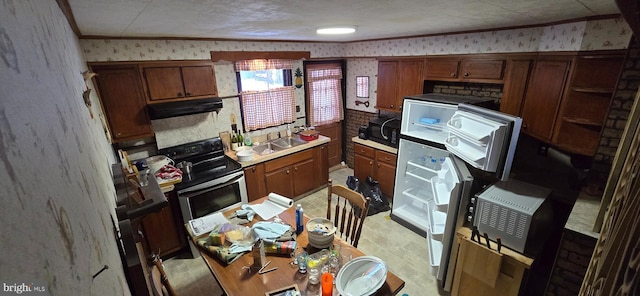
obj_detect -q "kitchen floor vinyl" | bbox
[162,167,441,296]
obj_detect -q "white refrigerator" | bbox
[390,93,522,291]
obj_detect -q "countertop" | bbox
[227,135,331,167]
[564,194,602,238]
[352,136,398,154]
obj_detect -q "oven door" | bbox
[178,170,248,222]
[178,170,248,258]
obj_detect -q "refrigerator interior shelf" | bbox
[427,232,443,276]
[407,159,439,173]
[431,176,452,208]
[429,208,447,240]
[413,121,445,131]
[402,187,432,204]
[407,170,435,183]
[393,205,429,230]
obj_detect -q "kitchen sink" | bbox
[270,136,308,149]
[252,142,282,155]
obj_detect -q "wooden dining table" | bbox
[195,196,406,296]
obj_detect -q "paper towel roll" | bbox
[267,192,293,208]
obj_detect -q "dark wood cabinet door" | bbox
[144,67,184,100]
[244,164,267,202]
[376,61,399,111]
[425,59,460,80]
[92,65,153,142]
[141,192,185,257]
[461,59,505,80]
[293,158,316,196]
[376,161,396,200]
[375,150,397,199]
[265,167,294,197]
[397,60,425,110]
[520,59,572,141]
[182,66,217,97]
[501,59,533,116]
[354,153,375,183]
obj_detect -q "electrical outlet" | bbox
[296,105,300,112]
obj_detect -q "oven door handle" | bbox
[178,172,244,198]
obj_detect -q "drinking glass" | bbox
[297,252,308,274]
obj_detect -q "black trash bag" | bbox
[346,176,390,216]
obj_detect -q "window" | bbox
[236,59,295,131]
[306,63,344,126]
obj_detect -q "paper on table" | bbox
[187,212,230,237]
[250,193,293,220]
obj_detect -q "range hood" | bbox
[148,97,223,119]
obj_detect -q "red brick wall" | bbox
[545,229,597,295]
[588,44,640,192]
[344,109,377,168]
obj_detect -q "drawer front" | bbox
[354,143,375,158]
[264,148,314,172]
[376,150,397,165]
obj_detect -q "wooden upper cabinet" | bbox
[376,59,424,112]
[520,57,573,142]
[425,56,505,83]
[182,66,218,97]
[500,57,534,116]
[142,62,217,102]
[424,59,460,79]
[551,52,625,156]
[91,64,154,143]
[376,61,398,111]
[461,59,504,80]
[144,67,185,100]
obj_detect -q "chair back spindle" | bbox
[326,179,370,248]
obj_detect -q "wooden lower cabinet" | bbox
[244,163,267,202]
[353,143,397,200]
[375,150,397,198]
[141,191,186,258]
[247,145,329,200]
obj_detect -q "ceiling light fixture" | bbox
[317,26,357,35]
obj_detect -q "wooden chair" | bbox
[326,179,371,248]
[149,254,177,296]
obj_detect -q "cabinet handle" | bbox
[377,164,380,168]
[369,161,373,165]
[186,92,191,96]
[294,167,298,171]
[252,167,256,172]
[390,104,394,108]
[522,124,527,129]
[286,170,290,174]
[321,146,325,150]
[177,92,183,97]
[385,157,390,161]
[464,72,469,77]
[451,73,456,77]
[116,132,122,136]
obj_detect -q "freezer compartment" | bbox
[401,99,457,145]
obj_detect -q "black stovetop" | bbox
[158,138,242,191]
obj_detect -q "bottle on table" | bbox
[295,204,304,234]
[231,132,239,150]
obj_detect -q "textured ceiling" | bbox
[68,0,622,42]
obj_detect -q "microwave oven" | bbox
[472,179,553,256]
[368,117,401,147]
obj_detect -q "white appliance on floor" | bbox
[390,93,522,291]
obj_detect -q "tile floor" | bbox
[162,167,441,296]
